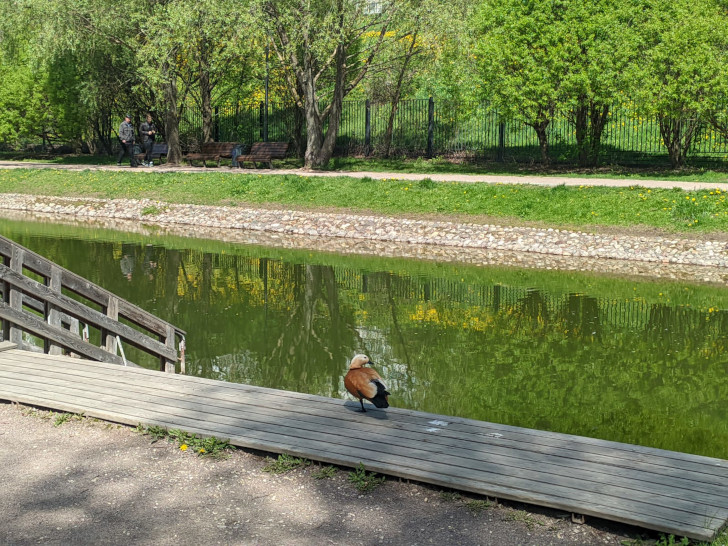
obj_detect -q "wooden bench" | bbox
[135,142,168,166]
[183,142,239,167]
[237,141,289,169]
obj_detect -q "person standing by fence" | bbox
[117,114,137,167]
[139,113,156,167]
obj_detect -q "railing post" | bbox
[163,325,176,373]
[427,97,435,159]
[178,337,186,375]
[47,265,63,355]
[1,254,8,342]
[103,296,119,353]
[8,247,24,346]
[365,100,371,156]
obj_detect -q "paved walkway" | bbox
[2,160,728,191]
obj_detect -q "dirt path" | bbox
[2,159,728,192]
[0,402,657,546]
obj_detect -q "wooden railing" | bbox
[0,235,185,372]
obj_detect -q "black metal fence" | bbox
[178,98,728,166]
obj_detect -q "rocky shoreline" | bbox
[1,192,727,284]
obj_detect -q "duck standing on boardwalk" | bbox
[344,354,390,412]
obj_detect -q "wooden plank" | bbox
[4,354,728,508]
[6,348,724,487]
[2,364,725,518]
[1,374,716,525]
[0,355,725,541]
[3,348,725,487]
[0,380,721,541]
[2,353,726,494]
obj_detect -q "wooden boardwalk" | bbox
[0,341,726,541]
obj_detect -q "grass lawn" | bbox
[1,165,728,235]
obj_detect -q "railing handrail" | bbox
[0,235,185,372]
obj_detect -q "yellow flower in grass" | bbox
[180,444,188,451]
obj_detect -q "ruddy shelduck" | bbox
[344,354,390,412]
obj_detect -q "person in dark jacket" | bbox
[117,114,137,167]
[139,113,157,167]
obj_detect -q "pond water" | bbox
[2,216,727,459]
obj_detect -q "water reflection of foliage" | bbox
[391,289,728,458]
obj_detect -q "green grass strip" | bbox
[2,168,728,233]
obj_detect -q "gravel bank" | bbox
[1,192,727,284]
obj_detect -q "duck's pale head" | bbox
[348,354,370,369]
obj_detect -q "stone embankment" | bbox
[1,192,727,284]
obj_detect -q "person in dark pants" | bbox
[117,114,137,167]
[139,113,156,167]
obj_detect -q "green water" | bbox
[2,216,727,459]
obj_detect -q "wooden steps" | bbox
[0,344,725,541]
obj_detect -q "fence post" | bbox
[498,121,506,163]
[259,102,266,141]
[263,100,269,142]
[214,106,220,142]
[365,100,371,156]
[427,97,435,159]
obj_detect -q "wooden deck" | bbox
[0,342,726,541]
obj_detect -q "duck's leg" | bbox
[358,397,367,412]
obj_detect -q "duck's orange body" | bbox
[344,354,390,412]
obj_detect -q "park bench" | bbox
[135,142,168,166]
[183,142,239,167]
[237,141,289,169]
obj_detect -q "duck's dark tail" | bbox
[369,380,390,408]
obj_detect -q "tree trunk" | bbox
[303,43,346,169]
[529,119,550,165]
[292,103,306,158]
[382,31,418,159]
[659,115,699,169]
[162,58,182,165]
[589,103,609,165]
[574,100,589,166]
[200,68,213,143]
[302,83,325,168]
[91,113,113,155]
[382,101,399,159]
[199,41,214,144]
[573,99,609,167]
